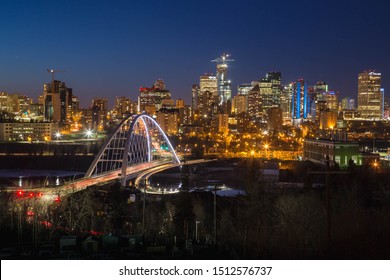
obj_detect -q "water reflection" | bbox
[0,170,84,188]
[148,168,245,196]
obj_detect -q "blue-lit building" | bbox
[291,79,308,124]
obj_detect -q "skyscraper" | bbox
[198,75,217,118]
[291,79,308,123]
[358,70,382,119]
[138,79,171,113]
[211,54,234,106]
[191,84,200,110]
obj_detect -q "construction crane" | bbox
[46,69,66,93]
[211,53,234,64]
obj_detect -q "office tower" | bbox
[191,84,199,110]
[175,99,185,109]
[248,84,262,120]
[291,79,308,123]
[211,54,234,106]
[308,81,328,119]
[358,70,382,119]
[71,95,80,113]
[43,80,72,123]
[266,71,282,107]
[341,97,355,110]
[198,75,217,118]
[280,83,293,124]
[259,77,272,113]
[232,94,248,115]
[322,91,338,111]
[138,79,171,113]
[237,83,254,96]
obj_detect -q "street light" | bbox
[85,129,93,138]
[54,131,61,141]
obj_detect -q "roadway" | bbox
[5,159,215,200]
[134,159,214,194]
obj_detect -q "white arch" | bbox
[85,114,180,179]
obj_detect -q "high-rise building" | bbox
[138,80,171,113]
[308,81,328,119]
[341,97,355,110]
[43,80,72,123]
[211,54,233,106]
[218,113,229,135]
[232,94,248,115]
[71,96,80,113]
[358,70,382,119]
[237,83,254,96]
[280,83,293,124]
[191,84,199,110]
[91,98,108,131]
[266,71,282,108]
[267,107,283,132]
[156,108,178,135]
[322,91,338,111]
[114,96,132,119]
[198,75,217,118]
[291,79,308,123]
[248,84,262,120]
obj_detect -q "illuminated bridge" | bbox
[9,114,194,199]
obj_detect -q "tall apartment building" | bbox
[156,108,178,135]
[114,96,133,119]
[91,98,108,131]
[43,80,72,123]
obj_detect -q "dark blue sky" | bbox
[1,0,389,107]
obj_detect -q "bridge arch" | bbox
[85,114,180,181]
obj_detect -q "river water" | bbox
[0,170,84,188]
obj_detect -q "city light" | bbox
[85,129,93,138]
[54,131,61,140]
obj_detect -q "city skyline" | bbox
[1,0,389,107]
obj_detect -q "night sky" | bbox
[1,0,389,107]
